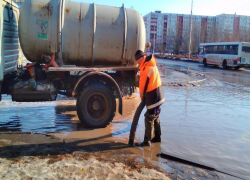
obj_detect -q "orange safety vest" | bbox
[139,55,165,109]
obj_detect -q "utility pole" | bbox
[188,0,193,60]
[153,32,156,54]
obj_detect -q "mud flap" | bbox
[118,95,122,115]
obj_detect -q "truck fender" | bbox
[72,71,123,115]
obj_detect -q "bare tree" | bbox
[200,26,207,43]
[200,19,207,43]
[239,26,247,41]
[232,30,239,42]
[181,23,190,54]
[246,29,250,42]
[173,36,182,54]
[167,27,175,54]
[207,19,218,42]
[239,25,250,42]
[223,27,233,42]
[156,42,164,54]
[191,22,200,54]
[216,26,223,42]
[182,32,189,54]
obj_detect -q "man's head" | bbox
[135,50,145,65]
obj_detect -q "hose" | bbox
[128,99,146,146]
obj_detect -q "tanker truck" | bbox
[0,0,146,128]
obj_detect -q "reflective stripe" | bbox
[147,66,155,78]
[147,98,165,109]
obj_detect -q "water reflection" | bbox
[0,95,138,138]
[0,95,84,133]
[157,85,250,179]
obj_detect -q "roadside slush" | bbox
[158,64,218,87]
[0,66,233,180]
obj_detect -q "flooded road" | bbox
[0,60,250,179]
[157,59,250,179]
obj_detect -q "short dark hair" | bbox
[135,50,145,60]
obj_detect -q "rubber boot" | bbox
[152,115,161,143]
[143,111,154,143]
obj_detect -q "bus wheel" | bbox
[203,59,207,67]
[76,83,116,128]
[222,60,227,69]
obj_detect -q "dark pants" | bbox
[143,107,161,142]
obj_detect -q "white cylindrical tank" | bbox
[19,0,146,67]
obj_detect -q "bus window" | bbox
[217,45,224,54]
[225,45,231,54]
[4,7,10,22]
[199,47,204,54]
[204,46,214,54]
[213,46,217,54]
[242,46,250,53]
[232,45,238,55]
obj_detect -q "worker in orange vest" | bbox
[135,50,165,146]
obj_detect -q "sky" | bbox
[73,0,250,17]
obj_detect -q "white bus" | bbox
[198,42,250,69]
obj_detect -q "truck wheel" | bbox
[203,59,207,67]
[223,60,227,69]
[77,83,116,128]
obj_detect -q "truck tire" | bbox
[77,83,116,128]
[203,59,207,67]
[223,60,227,69]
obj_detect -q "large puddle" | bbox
[0,95,83,133]
[159,85,250,179]
[0,67,250,179]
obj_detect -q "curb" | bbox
[156,57,200,64]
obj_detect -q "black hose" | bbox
[128,100,146,146]
[160,152,246,180]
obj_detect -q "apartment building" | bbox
[143,11,250,53]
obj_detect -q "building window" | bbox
[150,25,157,31]
[150,33,156,39]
